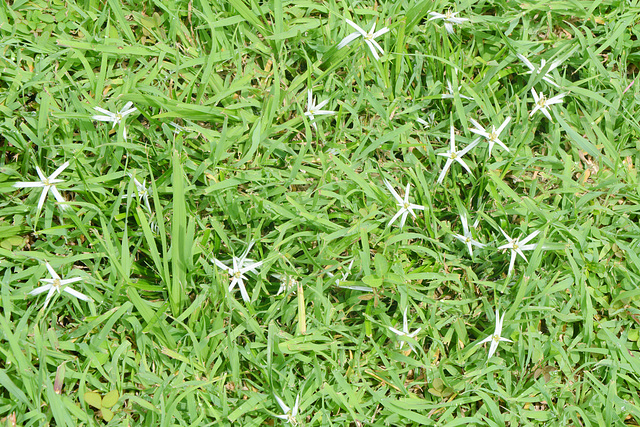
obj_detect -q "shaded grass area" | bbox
[1,0,640,425]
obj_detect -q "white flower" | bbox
[274,274,298,296]
[337,19,389,61]
[389,307,422,353]
[92,101,138,140]
[452,214,485,257]
[468,117,511,157]
[383,179,425,229]
[436,126,479,184]
[128,174,152,213]
[327,260,372,291]
[477,309,512,360]
[497,227,540,275]
[416,112,435,128]
[529,88,565,121]
[13,160,70,211]
[516,53,562,87]
[428,9,469,34]
[29,262,91,310]
[441,80,473,100]
[212,241,263,302]
[274,394,300,425]
[304,89,335,130]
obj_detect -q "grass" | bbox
[1,0,640,425]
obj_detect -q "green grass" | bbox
[2,0,640,425]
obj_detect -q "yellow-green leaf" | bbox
[101,408,114,422]
[102,390,119,408]
[83,391,102,409]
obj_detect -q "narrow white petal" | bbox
[369,39,385,56]
[384,179,403,203]
[29,284,52,296]
[372,27,389,38]
[437,159,453,184]
[238,281,250,302]
[13,181,44,188]
[466,241,474,256]
[37,187,50,211]
[477,335,492,345]
[507,251,517,275]
[239,260,263,274]
[49,161,69,180]
[120,107,137,117]
[92,115,115,122]
[498,227,512,241]
[455,157,473,175]
[389,326,404,336]
[520,230,541,245]
[529,104,541,117]
[93,106,114,116]
[531,88,540,102]
[517,53,535,72]
[515,248,529,262]
[337,32,361,49]
[468,118,484,132]
[449,126,456,151]
[64,287,91,301]
[50,186,67,208]
[212,258,231,273]
[399,211,409,229]
[307,89,313,109]
[345,20,367,37]
[366,41,381,60]
[388,209,404,227]
[313,109,335,116]
[496,117,512,135]
[35,166,47,181]
[453,234,467,244]
[292,394,300,417]
[315,99,329,110]
[42,287,57,310]
[488,339,499,359]
[60,277,83,285]
[274,395,290,414]
[460,214,469,235]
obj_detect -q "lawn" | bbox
[2,0,640,425]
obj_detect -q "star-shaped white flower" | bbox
[92,101,138,140]
[29,262,91,310]
[469,117,511,157]
[529,88,565,121]
[437,126,478,184]
[304,89,335,130]
[477,309,512,360]
[517,53,563,87]
[416,112,435,128]
[128,174,152,213]
[498,227,540,275]
[389,307,422,353]
[441,80,473,100]
[428,9,469,34]
[212,241,263,302]
[326,260,372,291]
[383,179,424,230]
[274,394,300,425]
[453,214,485,257]
[13,161,70,211]
[274,274,298,296]
[337,19,389,61]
